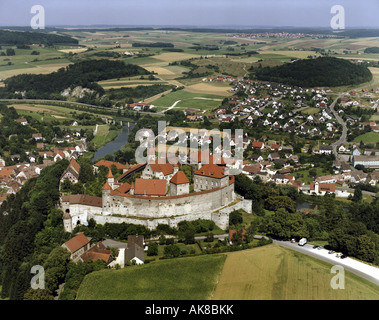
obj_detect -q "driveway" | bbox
[273,240,379,286]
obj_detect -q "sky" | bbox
[0,0,378,28]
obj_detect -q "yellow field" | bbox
[144,66,176,75]
[184,83,233,96]
[58,48,87,53]
[155,52,199,62]
[212,244,379,300]
[0,63,70,79]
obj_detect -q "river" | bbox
[92,122,135,162]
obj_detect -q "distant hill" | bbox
[0,29,78,45]
[254,57,373,87]
[364,47,379,54]
[2,59,150,100]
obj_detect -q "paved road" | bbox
[273,240,379,286]
[329,77,378,159]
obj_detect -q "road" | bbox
[329,77,378,159]
[273,240,379,286]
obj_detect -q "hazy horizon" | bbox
[0,0,378,29]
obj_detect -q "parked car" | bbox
[341,254,347,259]
[298,238,307,246]
[291,238,296,243]
[317,246,323,250]
[328,250,335,254]
[313,245,318,249]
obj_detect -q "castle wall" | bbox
[62,183,240,232]
[103,183,235,219]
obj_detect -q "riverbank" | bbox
[91,122,135,162]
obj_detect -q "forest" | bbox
[253,57,373,87]
[1,59,150,100]
[0,30,78,45]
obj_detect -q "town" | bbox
[0,18,378,302]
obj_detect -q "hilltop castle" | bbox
[61,159,251,233]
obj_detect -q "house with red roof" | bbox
[130,178,167,197]
[62,233,91,262]
[60,158,81,184]
[252,141,265,149]
[193,164,229,192]
[141,160,177,182]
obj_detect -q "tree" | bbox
[205,232,214,243]
[184,228,195,244]
[24,288,54,300]
[147,242,158,256]
[352,187,362,202]
[229,210,243,226]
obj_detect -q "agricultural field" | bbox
[213,244,379,300]
[75,244,379,300]
[354,132,379,144]
[76,254,226,300]
[151,89,224,110]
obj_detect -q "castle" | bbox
[61,159,252,233]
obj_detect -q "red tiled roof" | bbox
[170,171,189,185]
[69,158,80,174]
[310,182,335,192]
[106,168,114,179]
[133,178,166,196]
[252,141,263,148]
[115,182,132,194]
[102,182,112,190]
[63,233,90,253]
[61,194,102,207]
[194,164,227,179]
[94,160,128,170]
[148,161,174,176]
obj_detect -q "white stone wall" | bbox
[103,183,235,219]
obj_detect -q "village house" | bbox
[318,145,333,155]
[62,233,91,262]
[60,158,81,184]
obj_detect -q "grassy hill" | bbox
[76,244,379,300]
[76,254,226,300]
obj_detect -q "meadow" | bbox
[76,254,226,300]
[75,244,379,300]
[213,244,379,300]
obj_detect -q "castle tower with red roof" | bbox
[169,171,190,196]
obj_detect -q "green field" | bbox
[91,124,120,147]
[76,254,226,300]
[354,132,379,143]
[152,90,223,109]
[213,244,379,300]
[76,244,379,300]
